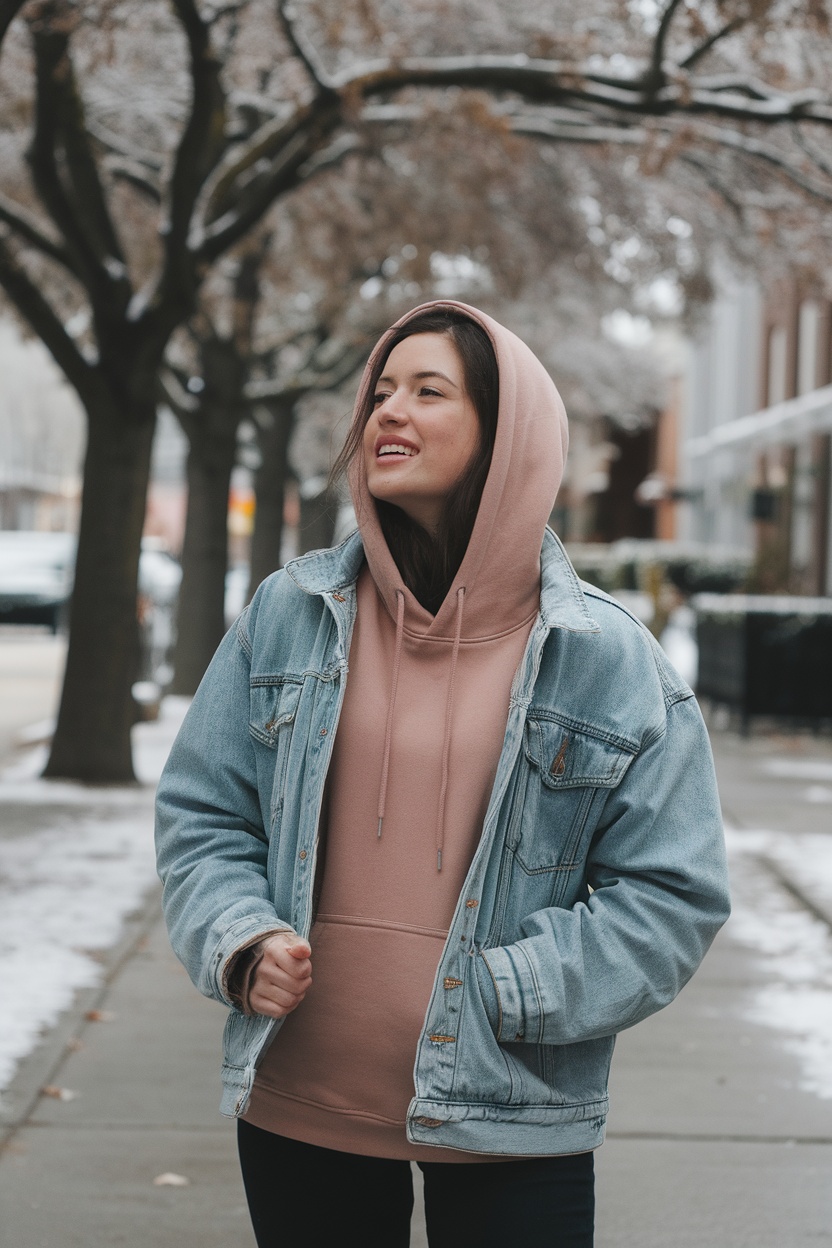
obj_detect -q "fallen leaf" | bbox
[41,1085,79,1101]
[153,1173,190,1187]
[84,1009,116,1023]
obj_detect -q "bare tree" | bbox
[0,0,829,778]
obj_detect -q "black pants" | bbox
[237,1119,595,1248]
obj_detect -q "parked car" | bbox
[0,530,75,631]
[137,538,182,686]
[0,530,182,686]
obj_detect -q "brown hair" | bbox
[332,310,499,614]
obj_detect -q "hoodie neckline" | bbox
[286,528,600,635]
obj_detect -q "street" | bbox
[0,673,831,1244]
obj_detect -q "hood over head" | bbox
[349,300,568,639]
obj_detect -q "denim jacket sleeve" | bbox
[154,611,293,1007]
[477,691,730,1046]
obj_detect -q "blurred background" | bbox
[1,3,831,1245]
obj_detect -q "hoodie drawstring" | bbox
[377,588,405,839]
[435,587,465,872]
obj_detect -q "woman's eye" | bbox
[372,393,388,406]
[420,387,442,397]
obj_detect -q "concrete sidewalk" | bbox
[2,726,832,1246]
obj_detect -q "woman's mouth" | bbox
[376,443,417,459]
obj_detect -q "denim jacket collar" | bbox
[284,527,599,635]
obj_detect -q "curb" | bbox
[761,856,832,934]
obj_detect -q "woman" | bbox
[155,301,730,1247]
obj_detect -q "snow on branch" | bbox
[276,0,335,96]
[0,0,26,53]
[332,54,832,127]
[0,192,78,272]
[0,236,93,399]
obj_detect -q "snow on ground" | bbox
[727,826,832,1100]
[0,699,188,1097]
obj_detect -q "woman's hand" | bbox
[247,933,313,1019]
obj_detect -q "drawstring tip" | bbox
[437,850,442,872]
[377,817,383,839]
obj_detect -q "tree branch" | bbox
[157,365,199,421]
[0,191,78,272]
[0,233,95,399]
[645,0,686,95]
[509,111,832,202]
[244,340,364,402]
[680,18,746,71]
[58,55,128,271]
[26,16,130,309]
[0,0,26,53]
[154,0,228,315]
[103,157,163,203]
[332,55,832,126]
[275,0,335,95]
[195,97,342,261]
[86,118,164,172]
[794,123,832,181]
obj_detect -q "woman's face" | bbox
[363,332,481,535]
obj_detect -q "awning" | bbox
[685,385,832,459]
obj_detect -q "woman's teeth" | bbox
[378,445,416,457]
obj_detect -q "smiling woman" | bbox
[363,331,481,533]
[156,300,730,1248]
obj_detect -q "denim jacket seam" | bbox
[663,686,695,711]
[235,609,253,661]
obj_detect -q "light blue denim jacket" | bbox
[155,528,730,1157]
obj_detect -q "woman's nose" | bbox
[377,392,406,423]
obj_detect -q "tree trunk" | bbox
[44,402,155,783]
[170,416,239,696]
[299,482,338,555]
[248,398,295,599]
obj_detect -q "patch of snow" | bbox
[726,826,832,1100]
[0,699,188,1097]
[804,785,832,805]
[760,758,832,783]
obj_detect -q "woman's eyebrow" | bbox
[377,370,459,388]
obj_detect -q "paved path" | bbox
[1,723,831,1245]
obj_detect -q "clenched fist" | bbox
[247,932,313,1020]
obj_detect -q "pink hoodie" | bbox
[244,301,568,1159]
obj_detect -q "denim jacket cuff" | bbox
[479,945,534,1044]
[213,915,294,1006]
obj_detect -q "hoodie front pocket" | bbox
[249,680,302,834]
[518,718,636,873]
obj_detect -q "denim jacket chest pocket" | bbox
[517,717,637,874]
[249,679,303,836]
